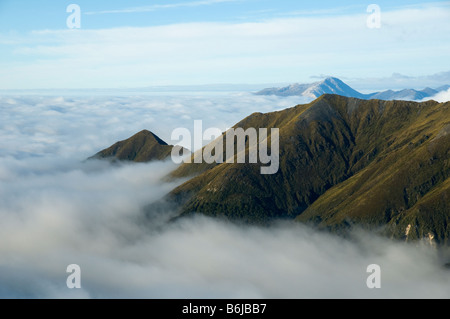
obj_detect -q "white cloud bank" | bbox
[0,93,449,298]
[1,162,449,298]
[425,88,450,103]
[0,93,308,156]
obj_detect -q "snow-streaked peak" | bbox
[256,77,364,99]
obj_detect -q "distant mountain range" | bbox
[255,77,450,100]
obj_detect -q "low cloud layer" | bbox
[1,165,448,298]
[425,88,450,103]
[0,93,449,298]
[0,93,308,157]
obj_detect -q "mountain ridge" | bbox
[165,94,450,244]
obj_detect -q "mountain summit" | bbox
[256,77,364,99]
[90,130,175,162]
[302,77,366,99]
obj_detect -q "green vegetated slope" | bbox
[168,94,450,243]
[90,129,174,162]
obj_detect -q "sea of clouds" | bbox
[0,92,449,298]
[423,88,450,103]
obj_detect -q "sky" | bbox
[0,0,450,90]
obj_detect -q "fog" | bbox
[424,88,450,103]
[0,93,448,298]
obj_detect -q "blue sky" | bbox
[0,0,445,30]
[1,0,450,89]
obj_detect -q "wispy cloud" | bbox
[2,5,450,89]
[279,4,365,17]
[388,1,450,10]
[85,0,240,15]
[346,71,450,91]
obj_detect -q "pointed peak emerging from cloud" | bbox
[89,130,174,162]
[133,129,169,146]
[255,77,365,99]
